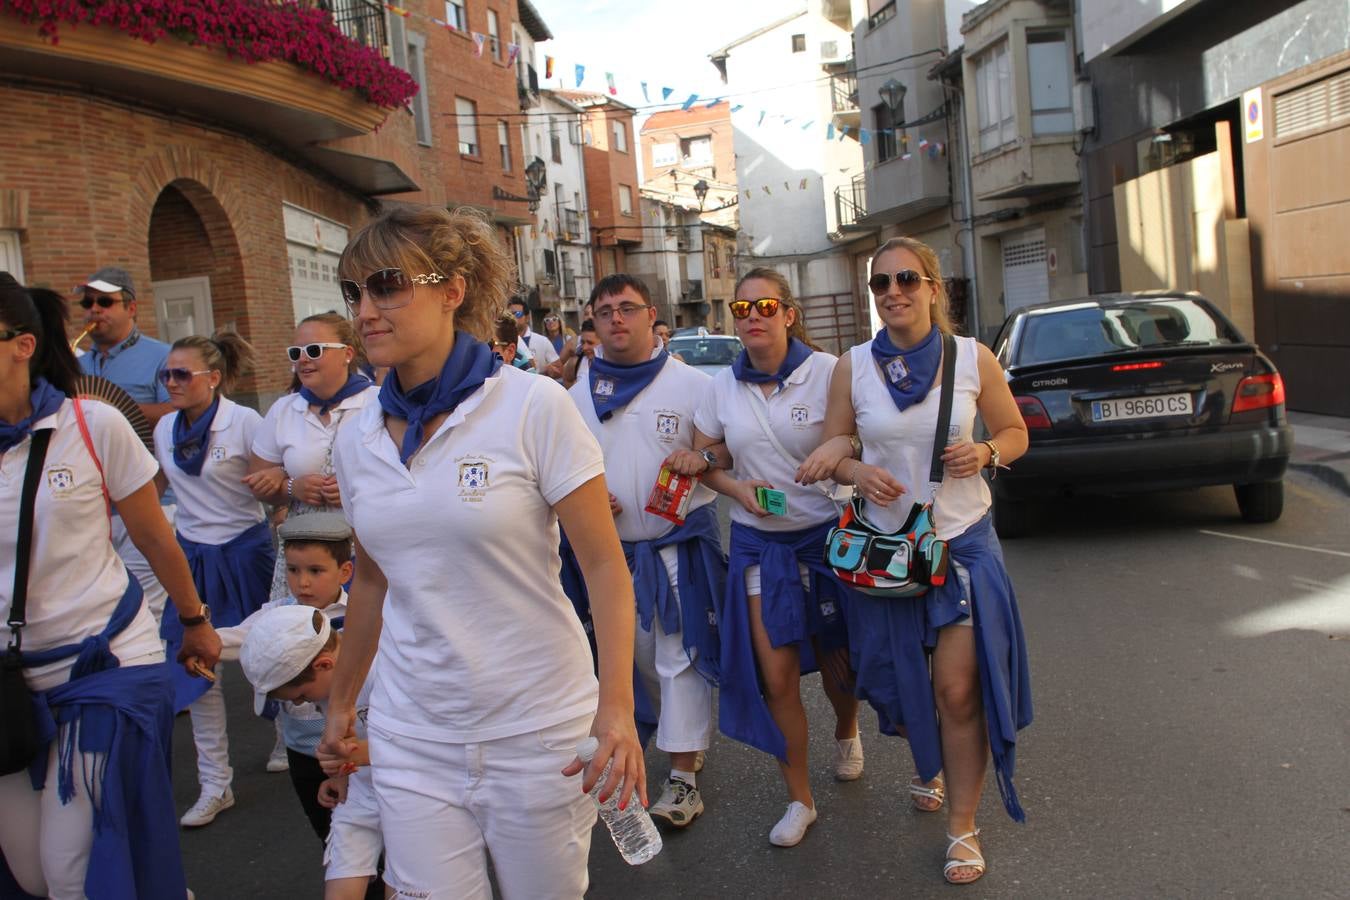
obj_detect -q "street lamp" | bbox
[879,78,907,123]
[693,179,709,211]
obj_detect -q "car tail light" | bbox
[1232,373,1285,413]
[1112,360,1164,372]
[1015,396,1052,429]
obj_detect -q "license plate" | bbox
[1091,393,1192,422]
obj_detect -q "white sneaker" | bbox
[694,749,706,773]
[266,735,289,773]
[769,800,817,847]
[180,787,235,827]
[833,735,864,781]
[649,777,704,828]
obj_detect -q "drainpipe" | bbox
[942,81,980,341]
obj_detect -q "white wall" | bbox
[721,8,862,268]
[520,91,592,312]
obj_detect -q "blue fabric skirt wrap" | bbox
[718,519,855,761]
[161,520,274,711]
[12,578,188,900]
[847,513,1033,822]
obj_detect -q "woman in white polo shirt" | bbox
[675,268,862,848]
[153,331,274,828]
[318,205,643,900]
[0,280,219,898]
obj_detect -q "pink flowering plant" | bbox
[2,0,419,108]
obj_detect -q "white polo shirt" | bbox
[332,365,604,744]
[1,400,164,690]
[694,351,843,532]
[252,385,379,478]
[154,397,266,544]
[568,351,716,542]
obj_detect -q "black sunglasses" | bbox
[728,298,781,319]
[340,268,446,316]
[157,367,212,385]
[79,295,126,309]
[0,328,26,342]
[868,269,935,294]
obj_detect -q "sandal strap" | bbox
[909,776,946,800]
[945,830,984,863]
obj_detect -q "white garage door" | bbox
[284,204,349,324]
[1001,229,1048,315]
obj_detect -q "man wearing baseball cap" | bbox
[75,265,174,425]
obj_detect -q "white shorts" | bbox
[743,561,810,597]
[325,768,383,881]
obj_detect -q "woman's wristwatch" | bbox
[848,433,862,457]
[179,603,211,627]
[700,448,718,472]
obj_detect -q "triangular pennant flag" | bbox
[662,87,674,101]
[801,120,813,130]
[545,56,554,79]
[682,94,699,110]
[859,128,871,145]
[606,73,617,95]
[784,181,790,190]
[730,104,744,113]
[838,126,851,140]
[575,64,585,87]
[385,5,410,18]
[705,98,721,108]
[919,138,929,149]
[641,82,650,103]
[507,43,520,66]
[762,185,772,195]
[826,122,835,139]
[783,117,794,126]
[745,189,752,199]
[758,111,767,126]
[799,178,808,190]
[473,32,486,56]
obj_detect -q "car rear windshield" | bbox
[1014,299,1241,366]
[669,338,742,366]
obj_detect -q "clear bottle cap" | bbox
[575,736,599,762]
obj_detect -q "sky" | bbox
[533,0,797,117]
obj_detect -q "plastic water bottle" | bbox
[575,737,662,865]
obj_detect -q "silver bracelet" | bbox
[286,477,294,499]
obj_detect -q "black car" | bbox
[990,292,1293,537]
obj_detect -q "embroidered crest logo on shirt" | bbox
[456,455,494,502]
[656,413,680,436]
[594,377,616,398]
[46,466,76,496]
[209,446,227,463]
[790,405,809,425]
[884,355,910,387]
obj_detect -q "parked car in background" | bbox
[990,292,1293,537]
[668,333,744,376]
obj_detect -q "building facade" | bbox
[627,193,738,333]
[556,92,642,284]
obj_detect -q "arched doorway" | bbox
[146,179,246,343]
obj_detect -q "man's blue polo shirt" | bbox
[79,328,172,405]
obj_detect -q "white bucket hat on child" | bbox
[239,605,333,715]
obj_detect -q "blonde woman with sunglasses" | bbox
[798,236,1032,886]
[670,268,862,848]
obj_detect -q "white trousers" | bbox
[189,665,232,792]
[368,713,595,900]
[111,504,175,625]
[633,547,714,754]
[0,729,99,899]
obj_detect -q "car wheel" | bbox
[993,490,1032,539]
[1234,480,1283,523]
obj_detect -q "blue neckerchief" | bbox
[378,332,501,466]
[588,349,668,422]
[171,395,220,476]
[870,326,942,412]
[0,377,63,453]
[550,334,565,353]
[732,338,813,388]
[300,372,371,416]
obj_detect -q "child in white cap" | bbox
[240,605,383,900]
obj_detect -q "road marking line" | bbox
[1199,530,1350,559]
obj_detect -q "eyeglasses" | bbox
[510,309,527,319]
[340,268,446,317]
[728,298,781,319]
[592,302,650,322]
[868,269,935,294]
[543,315,561,323]
[286,342,348,362]
[79,295,125,309]
[0,328,25,341]
[157,367,212,385]
[491,341,515,351]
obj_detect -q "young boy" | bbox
[209,513,353,841]
[239,604,383,900]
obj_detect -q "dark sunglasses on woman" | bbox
[286,342,348,362]
[157,367,211,385]
[728,297,781,319]
[340,268,447,317]
[868,269,935,294]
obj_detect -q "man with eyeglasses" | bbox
[75,266,174,426]
[564,273,726,831]
[75,265,177,627]
[507,296,559,373]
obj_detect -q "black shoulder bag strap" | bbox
[926,334,959,485]
[9,428,53,652]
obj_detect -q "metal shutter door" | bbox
[1001,230,1048,314]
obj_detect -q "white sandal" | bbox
[909,774,945,811]
[943,829,986,885]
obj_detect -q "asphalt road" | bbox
[173,474,1350,898]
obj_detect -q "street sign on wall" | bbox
[1244,87,1264,143]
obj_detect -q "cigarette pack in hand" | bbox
[645,465,697,525]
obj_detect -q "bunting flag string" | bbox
[662,87,674,101]
[641,82,650,103]
[473,32,486,57]
[575,64,585,88]
[545,55,554,78]
[682,94,699,111]
[507,42,520,65]
[606,72,617,96]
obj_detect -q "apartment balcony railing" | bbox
[561,207,582,240]
[835,174,866,229]
[831,71,859,113]
[328,0,387,53]
[518,63,541,108]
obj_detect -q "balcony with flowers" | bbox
[0,0,421,190]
